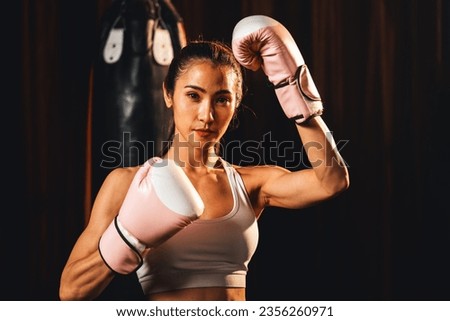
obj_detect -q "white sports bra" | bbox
[136,159,259,295]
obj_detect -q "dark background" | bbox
[4,0,449,300]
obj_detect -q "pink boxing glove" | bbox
[232,15,323,124]
[98,157,204,274]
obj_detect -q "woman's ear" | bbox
[162,83,173,108]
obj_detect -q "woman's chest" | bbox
[194,172,235,220]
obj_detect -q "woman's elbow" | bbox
[323,171,350,197]
[337,174,350,193]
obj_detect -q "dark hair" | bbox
[160,40,247,157]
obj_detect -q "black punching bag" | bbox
[91,0,186,299]
[92,0,186,199]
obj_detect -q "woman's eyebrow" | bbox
[184,85,206,92]
[184,85,232,95]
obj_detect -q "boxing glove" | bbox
[232,15,323,124]
[98,157,204,274]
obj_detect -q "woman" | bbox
[59,17,349,301]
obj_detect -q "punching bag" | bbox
[90,0,186,299]
[92,0,186,200]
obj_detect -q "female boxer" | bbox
[59,15,349,301]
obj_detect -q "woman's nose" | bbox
[198,101,214,123]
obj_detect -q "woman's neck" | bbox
[166,145,220,171]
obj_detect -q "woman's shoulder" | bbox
[105,165,139,182]
[100,165,140,192]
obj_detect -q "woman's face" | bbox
[164,61,239,151]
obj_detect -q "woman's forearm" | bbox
[59,250,114,301]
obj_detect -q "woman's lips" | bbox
[194,129,214,137]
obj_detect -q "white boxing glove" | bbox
[232,15,323,124]
[98,157,204,274]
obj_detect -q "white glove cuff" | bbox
[116,218,147,254]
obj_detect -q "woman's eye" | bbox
[216,97,231,105]
[187,92,200,100]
